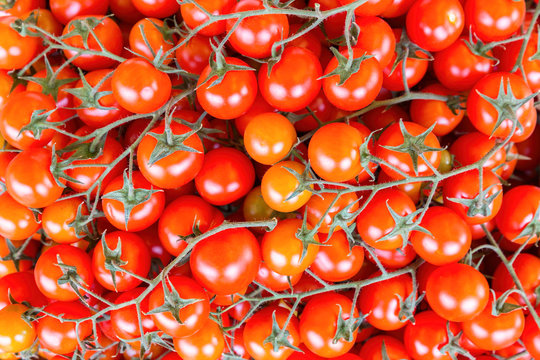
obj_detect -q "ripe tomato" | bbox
[37,301,93,355]
[304,191,359,234]
[132,0,179,18]
[112,58,172,114]
[62,16,123,71]
[349,16,395,69]
[493,254,540,307]
[148,275,210,338]
[194,147,255,205]
[382,45,429,91]
[467,72,536,143]
[356,188,416,250]
[367,242,417,269]
[262,218,319,276]
[244,306,300,360]
[92,231,151,292]
[359,273,413,330]
[521,308,540,359]
[49,0,109,24]
[338,0,392,16]
[0,192,40,240]
[0,271,48,310]
[496,185,540,244]
[462,293,525,351]
[449,132,507,173]
[110,0,144,23]
[175,35,214,75]
[197,57,257,119]
[498,33,540,92]
[0,16,40,70]
[25,65,76,117]
[259,47,322,112]
[0,304,35,353]
[426,263,489,322]
[442,169,503,225]
[102,171,165,232]
[34,244,94,301]
[406,0,464,52]
[129,18,174,65]
[322,49,382,111]
[173,320,224,360]
[300,292,359,357]
[110,287,156,341]
[180,0,235,36]
[381,0,415,17]
[226,0,289,58]
[255,261,302,292]
[377,121,441,179]
[359,335,410,360]
[465,0,525,42]
[410,206,471,265]
[190,227,260,295]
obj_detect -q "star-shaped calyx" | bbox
[263,310,301,353]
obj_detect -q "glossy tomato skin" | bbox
[261,161,313,212]
[102,171,166,232]
[406,0,464,52]
[226,0,289,58]
[180,0,235,36]
[129,18,174,65]
[359,335,410,360]
[255,261,302,292]
[350,16,395,69]
[463,293,525,351]
[110,0,144,23]
[0,304,36,353]
[175,35,213,75]
[112,58,172,114]
[195,147,255,205]
[449,132,507,173]
[0,192,40,240]
[338,0,392,16]
[92,231,151,292]
[300,293,359,357]
[49,0,109,24]
[0,16,40,70]
[433,38,494,91]
[37,301,93,355]
[190,227,260,295]
[426,263,489,322]
[467,72,536,143]
[197,57,257,119]
[410,206,471,265]
[493,254,540,307]
[323,49,382,111]
[522,308,540,359]
[383,44,429,91]
[498,33,540,92]
[34,245,94,301]
[244,305,301,360]
[148,275,210,338]
[110,287,156,341]
[173,320,225,360]
[132,0,179,18]
[137,122,204,189]
[304,191,359,234]
[0,271,48,310]
[465,0,525,42]
[496,185,540,244]
[259,47,322,112]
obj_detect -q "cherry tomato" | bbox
[465,0,525,42]
[450,132,507,173]
[382,45,429,91]
[110,0,144,23]
[359,335,410,360]
[174,320,224,360]
[255,261,302,292]
[496,185,540,244]
[304,191,359,234]
[129,18,174,65]
[493,254,540,307]
[0,16,40,70]
[498,32,540,92]
[175,35,214,75]
[110,287,156,341]
[338,0,392,16]
[521,307,540,359]
[0,192,40,240]
[180,0,235,36]
[0,304,35,353]
[0,271,48,310]
[132,0,179,18]
[350,16,395,69]
[49,0,109,24]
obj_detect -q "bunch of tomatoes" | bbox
[0,0,539,359]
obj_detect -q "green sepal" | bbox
[20,58,78,102]
[389,30,432,76]
[146,276,203,323]
[64,68,115,111]
[319,47,373,86]
[439,322,475,360]
[262,310,302,353]
[377,206,432,250]
[332,305,365,344]
[19,108,63,140]
[101,233,127,291]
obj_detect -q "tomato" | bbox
[356,188,416,250]
[112,57,171,114]
[442,169,503,225]
[259,47,322,112]
[244,306,300,360]
[300,292,359,357]
[110,0,144,23]
[92,231,151,292]
[349,16,395,69]
[433,38,494,92]
[0,193,40,240]
[493,254,540,307]
[0,91,60,150]
[410,84,465,136]
[180,0,235,36]
[0,16,40,70]
[426,263,489,322]
[175,35,214,75]
[322,49,382,111]
[406,0,464,52]
[404,311,460,360]
[465,0,525,42]
[361,105,408,132]
[308,123,365,182]
[255,261,302,292]
[367,242,416,269]
[3,0,44,17]
[194,147,255,205]
[137,122,203,190]
[521,307,540,359]
[382,47,429,91]
[37,301,93,355]
[338,0,392,16]
[304,191,359,234]
[173,320,224,360]
[243,186,279,227]
[0,304,35,353]
[123,343,167,360]
[292,90,336,133]
[226,0,289,58]
[190,227,260,295]
[359,335,410,360]
[359,273,413,330]
[197,57,257,119]
[0,271,47,310]
[377,121,441,179]
[381,0,415,17]
[62,16,122,71]
[129,18,174,65]
[462,293,525,351]
[0,71,24,109]
[102,170,165,232]
[132,0,179,18]
[410,206,471,265]
[449,132,507,173]
[496,185,540,244]
[498,33,540,93]
[467,72,536,143]
[49,0,108,24]
[34,245,94,301]
[72,69,129,128]
[110,287,156,341]
[287,23,323,58]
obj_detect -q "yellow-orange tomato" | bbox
[261,160,312,212]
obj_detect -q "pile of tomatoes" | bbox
[0,0,539,359]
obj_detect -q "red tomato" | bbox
[359,335,410,360]
[521,308,540,359]
[381,0,415,17]
[493,254,540,307]
[338,0,392,16]
[498,33,540,92]
[132,0,179,18]
[361,104,409,131]
[110,287,156,341]
[292,90,336,133]
[496,185,540,244]
[0,271,48,310]
[449,132,507,173]
[110,0,144,23]
[304,191,359,234]
[350,16,395,69]
[367,242,417,269]
[465,0,525,42]
[175,35,214,75]
[180,0,235,36]
[49,0,109,24]
[173,320,224,360]
[0,192,40,240]
[382,43,429,91]
[129,17,174,65]
[255,261,302,292]
[0,16,40,70]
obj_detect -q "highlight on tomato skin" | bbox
[0,0,539,359]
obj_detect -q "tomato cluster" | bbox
[0,0,539,359]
